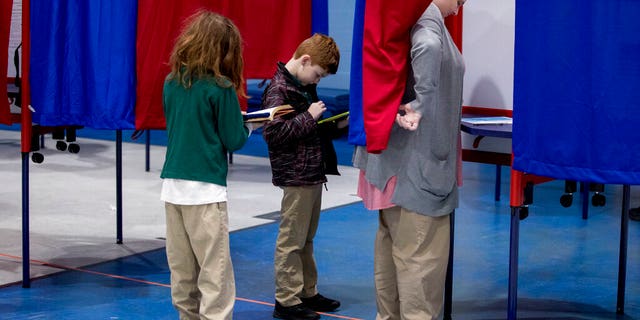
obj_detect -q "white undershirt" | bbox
[160,125,255,205]
[161,178,227,205]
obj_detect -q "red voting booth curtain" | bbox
[445,11,463,52]
[136,0,311,130]
[0,0,13,125]
[361,2,462,153]
[362,0,432,153]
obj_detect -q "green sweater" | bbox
[161,76,248,186]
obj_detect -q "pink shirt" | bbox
[357,138,462,211]
[357,171,397,211]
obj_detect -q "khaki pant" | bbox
[274,184,323,306]
[375,206,450,320]
[165,202,235,320]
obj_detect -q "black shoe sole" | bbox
[273,310,320,320]
[304,305,340,312]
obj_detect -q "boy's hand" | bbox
[308,101,327,120]
[336,116,349,129]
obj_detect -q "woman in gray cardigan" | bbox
[353,0,466,318]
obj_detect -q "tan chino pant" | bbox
[274,184,323,306]
[375,206,450,320]
[165,202,235,320]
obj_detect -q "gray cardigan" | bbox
[353,3,465,217]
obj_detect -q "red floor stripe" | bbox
[0,253,364,320]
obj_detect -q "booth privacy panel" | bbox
[29,0,137,129]
[512,0,640,185]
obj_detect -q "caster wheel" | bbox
[560,194,573,207]
[56,140,67,151]
[68,143,80,154]
[31,152,44,163]
[592,193,606,207]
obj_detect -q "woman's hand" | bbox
[396,103,421,131]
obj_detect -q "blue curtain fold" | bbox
[30,0,137,129]
[311,0,328,35]
[347,0,365,146]
[513,0,640,185]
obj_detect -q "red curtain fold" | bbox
[0,0,13,125]
[362,0,432,153]
[135,0,311,130]
[228,1,312,80]
[445,10,463,52]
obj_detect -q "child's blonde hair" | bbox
[294,33,340,74]
[168,10,246,97]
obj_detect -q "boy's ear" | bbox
[300,54,312,66]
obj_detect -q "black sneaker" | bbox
[300,293,341,312]
[630,207,640,221]
[273,301,320,320]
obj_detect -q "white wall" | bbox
[462,0,515,110]
[7,0,22,78]
[461,0,515,154]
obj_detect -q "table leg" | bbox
[581,182,589,219]
[444,211,455,320]
[508,206,521,320]
[617,185,630,314]
[495,165,502,201]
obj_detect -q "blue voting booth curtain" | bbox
[311,0,328,35]
[348,0,366,146]
[513,0,640,185]
[30,0,136,129]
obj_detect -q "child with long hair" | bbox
[160,10,249,320]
